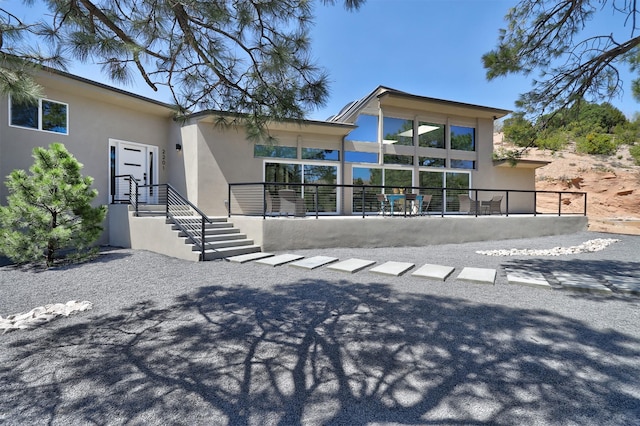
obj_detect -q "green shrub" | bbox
[630,144,640,165]
[536,131,569,151]
[576,133,617,155]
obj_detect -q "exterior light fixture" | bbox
[176,143,182,152]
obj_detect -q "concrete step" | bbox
[178,228,241,237]
[170,215,228,223]
[193,239,255,251]
[185,233,247,244]
[201,244,262,260]
[171,222,234,231]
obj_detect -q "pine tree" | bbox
[0,143,106,266]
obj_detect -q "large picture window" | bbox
[10,97,68,134]
[383,117,413,146]
[418,122,445,148]
[346,114,378,143]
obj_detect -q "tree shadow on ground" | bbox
[1,280,639,425]
[503,258,640,300]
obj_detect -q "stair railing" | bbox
[165,183,214,261]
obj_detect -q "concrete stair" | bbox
[170,216,261,261]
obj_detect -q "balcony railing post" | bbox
[584,192,588,216]
[166,185,170,218]
[201,216,206,260]
[315,184,319,219]
[228,185,232,218]
[558,192,562,216]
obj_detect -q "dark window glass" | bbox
[42,100,67,133]
[301,148,339,161]
[10,100,38,129]
[383,117,413,146]
[451,159,475,169]
[254,145,297,158]
[419,157,445,167]
[383,154,413,165]
[418,122,445,148]
[451,125,475,151]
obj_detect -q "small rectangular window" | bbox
[345,151,378,164]
[419,157,445,167]
[450,160,475,169]
[383,154,413,165]
[301,148,339,161]
[10,97,68,134]
[254,144,297,159]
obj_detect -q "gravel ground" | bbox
[1,231,639,425]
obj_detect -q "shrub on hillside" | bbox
[630,144,640,165]
[536,131,569,151]
[576,133,617,156]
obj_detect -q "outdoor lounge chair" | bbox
[488,195,503,215]
[458,194,479,214]
[278,189,306,217]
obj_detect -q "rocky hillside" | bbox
[494,133,640,235]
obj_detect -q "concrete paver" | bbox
[227,252,274,263]
[289,256,339,270]
[412,264,455,281]
[552,271,613,295]
[369,261,414,277]
[457,267,496,285]
[505,268,552,289]
[255,254,304,267]
[327,258,376,274]
[603,275,640,295]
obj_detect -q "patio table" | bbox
[386,194,424,216]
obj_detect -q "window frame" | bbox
[9,96,69,135]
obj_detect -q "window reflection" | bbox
[418,122,445,148]
[346,114,378,143]
[451,125,475,151]
[383,117,413,146]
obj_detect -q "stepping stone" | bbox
[412,264,455,281]
[370,261,414,277]
[603,275,640,295]
[227,252,274,264]
[505,268,552,289]
[327,258,376,274]
[552,271,612,295]
[289,256,339,270]
[456,267,496,285]
[255,254,304,267]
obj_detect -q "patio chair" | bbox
[458,194,479,215]
[488,195,503,215]
[376,193,388,215]
[420,194,432,216]
[278,189,306,217]
[405,193,417,216]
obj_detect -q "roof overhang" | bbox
[493,159,551,169]
[190,110,355,136]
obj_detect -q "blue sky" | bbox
[6,0,638,120]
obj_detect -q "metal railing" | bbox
[112,175,213,260]
[227,182,587,219]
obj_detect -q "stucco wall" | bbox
[0,71,179,244]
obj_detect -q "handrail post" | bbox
[361,186,365,219]
[584,192,587,216]
[166,185,170,218]
[315,184,319,219]
[532,191,536,217]
[558,192,562,216]
[201,216,206,261]
[263,184,267,220]
[474,188,479,217]
[441,188,445,217]
[228,185,231,218]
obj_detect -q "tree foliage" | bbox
[1,0,365,138]
[0,143,106,266]
[484,0,640,117]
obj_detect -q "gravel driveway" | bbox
[1,231,639,425]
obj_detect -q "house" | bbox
[0,68,586,260]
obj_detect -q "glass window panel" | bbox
[445,172,471,213]
[41,100,67,133]
[451,125,475,151]
[301,148,339,161]
[383,117,413,146]
[383,154,413,165]
[418,122,445,148]
[304,165,337,213]
[352,167,382,214]
[10,99,38,129]
[264,163,301,184]
[346,114,378,143]
[419,171,444,212]
[254,145,297,158]
[345,151,378,163]
[419,157,445,167]
[450,159,475,169]
[384,169,412,192]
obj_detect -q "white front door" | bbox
[110,140,158,204]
